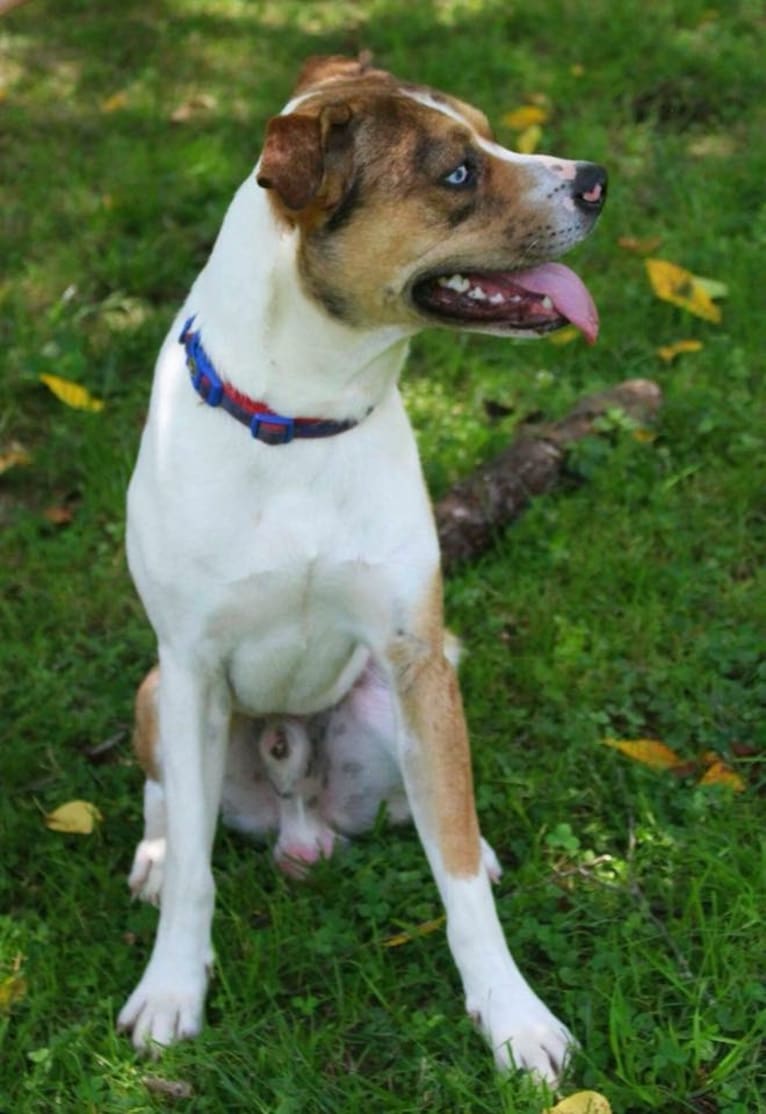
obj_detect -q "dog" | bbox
[118,53,606,1083]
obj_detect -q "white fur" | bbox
[119,89,580,1082]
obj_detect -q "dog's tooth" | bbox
[541,295,554,310]
[468,285,488,301]
[489,292,505,305]
[440,274,470,292]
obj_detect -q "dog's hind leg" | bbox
[128,667,167,904]
[386,575,573,1084]
[118,651,230,1050]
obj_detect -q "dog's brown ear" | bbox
[256,103,354,213]
[257,114,324,211]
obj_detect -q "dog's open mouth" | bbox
[412,262,599,344]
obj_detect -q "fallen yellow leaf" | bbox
[656,339,703,362]
[0,442,31,475]
[604,738,683,770]
[548,325,580,346]
[0,975,27,1013]
[546,1092,612,1114]
[516,123,542,154]
[570,64,586,77]
[101,90,129,113]
[645,259,723,324]
[687,134,736,159]
[617,235,663,254]
[502,104,548,129]
[170,92,217,123]
[382,916,445,948]
[698,760,745,792]
[44,800,103,834]
[40,374,104,413]
[632,428,657,443]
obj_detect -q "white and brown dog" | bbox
[119,54,606,1082]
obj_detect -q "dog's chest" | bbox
[129,386,438,717]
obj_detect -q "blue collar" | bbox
[179,316,362,446]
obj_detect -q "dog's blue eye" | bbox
[443,161,475,188]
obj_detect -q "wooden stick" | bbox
[436,378,662,572]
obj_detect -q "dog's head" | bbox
[256,54,606,343]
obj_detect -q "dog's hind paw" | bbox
[479,837,502,884]
[128,837,166,905]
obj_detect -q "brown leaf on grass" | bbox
[0,442,31,475]
[606,739,747,791]
[656,339,703,362]
[604,737,682,769]
[545,1091,612,1114]
[101,90,129,113]
[43,504,74,526]
[618,235,663,254]
[687,134,737,159]
[44,800,103,834]
[382,916,445,948]
[698,759,745,792]
[645,259,724,323]
[730,742,758,758]
[143,1075,194,1100]
[170,93,217,123]
[0,975,27,1013]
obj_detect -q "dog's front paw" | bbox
[469,990,575,1085]
[117,958,209,1052]
[128,837,166,905]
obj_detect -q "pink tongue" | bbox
[511,262,599,344]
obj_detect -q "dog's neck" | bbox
[186,176,413,423]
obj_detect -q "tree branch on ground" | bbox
[436,378,663,572]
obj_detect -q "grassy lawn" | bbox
[1,1,765,1110]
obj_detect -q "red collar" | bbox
[180,316,362,445]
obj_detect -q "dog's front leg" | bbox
[388,593,574,1083]
[118,651,229,1050]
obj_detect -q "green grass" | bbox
[2,1,765,1111]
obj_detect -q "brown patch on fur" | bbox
[390,573,481,878]
[133,666,160,780]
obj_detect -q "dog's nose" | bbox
[572,162,607,214]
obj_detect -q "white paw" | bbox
[480,837,502,884]
[128,837,166,905]
[469,991,575,1085]
[117,957,210,1052]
